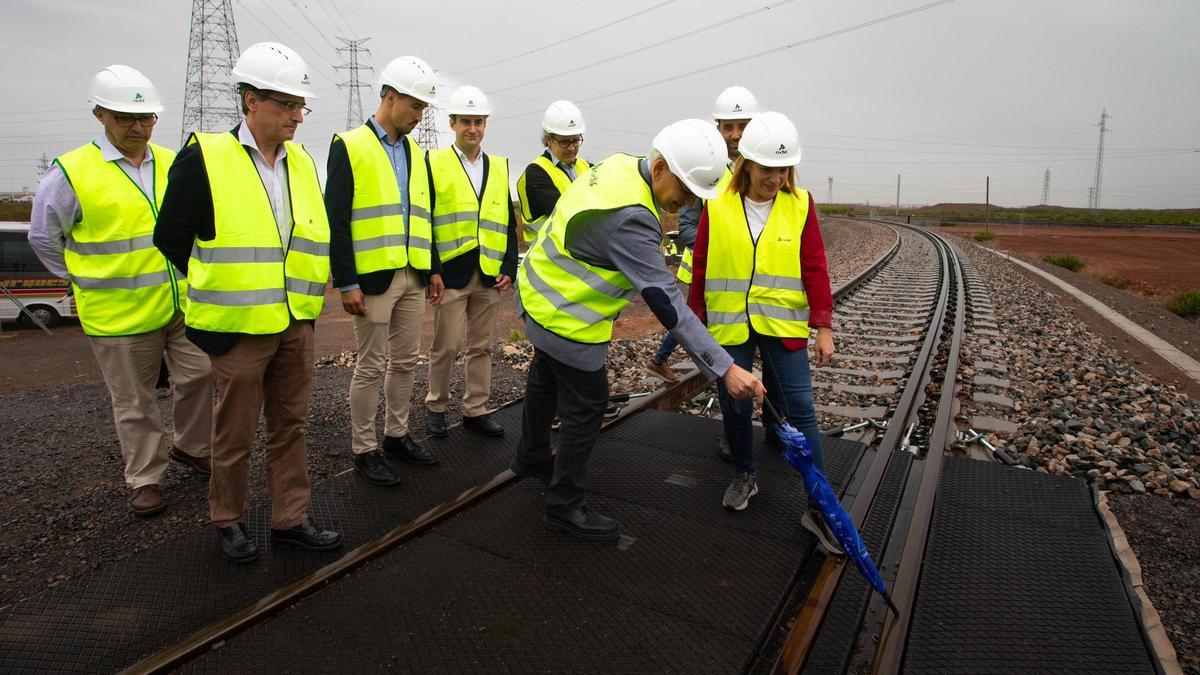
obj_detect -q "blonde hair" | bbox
[727,156,796,197]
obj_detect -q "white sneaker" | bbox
[722,471,758,511]
[802,508,845,556]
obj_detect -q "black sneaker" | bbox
[463,412,504,437]
[353,450,401,486]
[383,435,439,465]
[426,410,447,438]
[544,506,620,541]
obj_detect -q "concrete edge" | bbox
[976,245,1200,387]
[1095,490,1184,675]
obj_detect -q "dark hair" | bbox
[727,156,796,197]
[238,83,262,115]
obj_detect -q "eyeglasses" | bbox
[264,96,312,116]
[111,113,158,128]
[553,136,583,149]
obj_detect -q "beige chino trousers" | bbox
[424,269,501,418]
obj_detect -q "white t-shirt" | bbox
[744,196,774,243]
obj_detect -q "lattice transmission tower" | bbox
[335,37,372,130]
[415,105,440,151]
[1040,167,1050,206]
[827,177,833,203]
[181,0,241,144]
[1089,108,1111,212]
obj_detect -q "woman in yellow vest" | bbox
[688,112,842,554]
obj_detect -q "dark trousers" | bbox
[513,348,609,514]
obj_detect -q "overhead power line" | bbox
[492,0,800,93]
[448,0,679,76]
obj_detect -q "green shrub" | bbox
[508,329,527,342]
[1168,290,1200,318]
[972,230,996,242]
[940,221,957,227]
[1043,254,1085,272]
[1098,275,1132,290]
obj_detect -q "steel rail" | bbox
[768,222,961,675]
[127,233,901,674]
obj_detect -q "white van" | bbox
[0,221,76,327]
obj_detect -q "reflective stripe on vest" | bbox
[517,153,650,344]
[428,148,510,277]
[704,187,810,344]
[337,125,432,272]
[184,132,330,334]
[676,246,693,284]
[516,154,590,244]
[55,142,183,336]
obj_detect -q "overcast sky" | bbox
[2,0,1197,209]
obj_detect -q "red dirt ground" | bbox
[950,224,1200,305]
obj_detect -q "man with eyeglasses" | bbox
[29,65,213,518]
[325,56,441,487]
[515,100,590,245]
[154,42,341,564]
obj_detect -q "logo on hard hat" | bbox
[302,74,310,85]
[732,104,742,112]
[468,99,475,106]
[775,144,788,154]
[568,119,576,127]
[133,92,145,102]
[431,85,438,95]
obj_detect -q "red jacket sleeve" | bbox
[686,202,710,323]
[800,192,833,329]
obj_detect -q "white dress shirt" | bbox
[453,144,485,197]
[237,122,292,250]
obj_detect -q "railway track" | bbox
[123,226,900,674]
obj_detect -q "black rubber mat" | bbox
[188,412,868,673]
[0,405,524,674]
[903,458,1155,674]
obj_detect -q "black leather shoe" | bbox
[463,413,504,437]
[426,410,448,438]
[510,458,553,484]
[353,450,401,486]
[218,522,258,564]
[383,435,438,465]
[271,517,343,551]
[544,506,620,541]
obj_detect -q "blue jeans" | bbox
[716,333,825,476]
[654,333,678,364]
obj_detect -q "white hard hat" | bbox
[712,85,758,121]
[378,56,437,105]
[232,42,317,98]
[738,111,801,167]
[89,65,164,114]
[542,100,585,135]
[652,119,727,200]
[446,85,491,116]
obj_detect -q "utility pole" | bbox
[827,176,833,204]
[895,174,901,216]
[415,104,439,151]
[1040,167,1050,206]
[335,37,372,130]
[1088,187,1095,210]
[181,0,241,144]
[985,176,990,233]
[1090,108,1111,214]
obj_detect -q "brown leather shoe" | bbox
[130,485,165,517]
[169,447,212,476]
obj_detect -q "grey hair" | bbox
[648,148,664,167]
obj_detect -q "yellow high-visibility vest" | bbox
[335,124,432,272]
[517,153,652,344]
[428,148,510,277]
[56,142,183,336]
[185,131,330,334]
[516,154,590,244]
[704,187,811,344]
